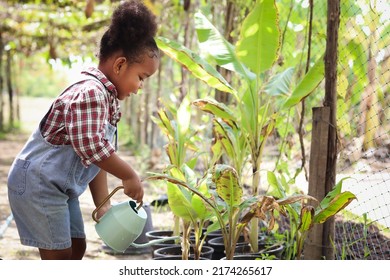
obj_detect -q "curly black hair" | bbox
[99,0,158,64]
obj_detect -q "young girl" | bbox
[7,0,159,260]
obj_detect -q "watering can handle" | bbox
[92,186,143,223]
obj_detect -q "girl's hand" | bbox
[122,175,144,203]
[94,152,144,203]
[96,203,111,220]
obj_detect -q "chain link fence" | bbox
[279,0,389,260]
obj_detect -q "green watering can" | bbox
[92,186,179,253]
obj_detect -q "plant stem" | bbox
[181,221,191,260]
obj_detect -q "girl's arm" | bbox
[94,152,144,203]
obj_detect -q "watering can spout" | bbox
[131,236,181,248]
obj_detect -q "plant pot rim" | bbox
[153,256,210,260]
[234,243,285,259]
[146,229,174,238]
[153,244,214,258]
[208,235,266,246]
[221,254,280,260]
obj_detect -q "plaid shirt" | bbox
[41,67,121,167]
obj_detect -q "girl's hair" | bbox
[99,0,159,64]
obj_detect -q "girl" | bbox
[7,0,159,260]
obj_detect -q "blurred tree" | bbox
[0,0,113,131]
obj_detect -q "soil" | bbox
[333,215,390,260]
[275,213,390,260]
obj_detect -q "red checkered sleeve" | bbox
[65,86,115,166]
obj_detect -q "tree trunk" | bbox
[304,0,340,260]
[143,79,151,147]
[137,91,145,146]
[0,32,4,131]
[178,1,192,103]
[6,49,14,128]
[322,0,340,260]
[304,107,330,259]
[150,57,163,149]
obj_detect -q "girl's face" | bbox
[114,54,159,100]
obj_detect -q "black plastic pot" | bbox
[153,256,209,260]
[153,244,214,260]
[207,235,266,260]
[204,229,223,245]
[145,229,175,241]
[234,243,285,259]
[221,254,274,260]
[145,230,179,257]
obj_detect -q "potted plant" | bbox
[148,97,216,260]
[147,98,356,261]
[147,99,260,259]
[267,172,357,259]
[153,244,214,260]
[149,162,325,260]
[155,0,325,252]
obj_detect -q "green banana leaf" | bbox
[235,0,280,75]
[151,109,175,139]
[194,11,255,80]
[192,96,237,123]
[177,97,191,139]
[298,205,315,231]
[314,191,357,224]
[264,67,295,96]
[267,170,287,198]
[175,98,191,167]
[165,142,178,167]
[167,181,197,222]
[192,178,212,220]
[213,119,236,161]
[212,164,242,208]
[282,57,325,109]
[156,36,235,94]
[319,177,351,210]
[148,168,211,223]
[210,138,224,165]
[239,84,258,142]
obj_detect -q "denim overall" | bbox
[7,76,117,250]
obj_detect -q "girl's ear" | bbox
[113,57,127,75]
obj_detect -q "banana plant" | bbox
[195,0,324,252]
[163,165,213,260]
[150,97,206,259]
[267,172,357,259]
[155,0,325,252]
[148,163,322,260]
